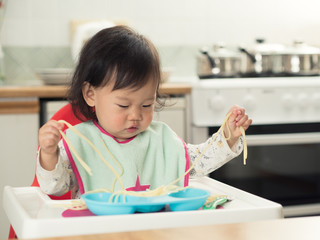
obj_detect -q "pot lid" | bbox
[285,41,320,55]
[251,39,286,54]
[210,43,241,58]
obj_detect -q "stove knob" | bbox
[243,95,256,111]
[282,94,294,110]
[209,96,225,111]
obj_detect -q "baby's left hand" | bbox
[225,105,252,147]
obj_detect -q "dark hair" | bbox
[67,25,165,121]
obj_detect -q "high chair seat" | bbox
[9,102,86,239]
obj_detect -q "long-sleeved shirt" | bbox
[36,131,243,199]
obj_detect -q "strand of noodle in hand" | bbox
[100,138,124,191]
[58,120,125,190]
[221,112,247,165]
[59,130,92,176]
[240,127,247,165]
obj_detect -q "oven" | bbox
[191,76,320,217]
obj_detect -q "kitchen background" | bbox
[1,0,320,238]
[1,0,320,85]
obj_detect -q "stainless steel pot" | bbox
[239,39,285,76]
[197,44,242,79]
[273,41,320,76]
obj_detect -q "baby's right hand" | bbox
[38,120,65,155]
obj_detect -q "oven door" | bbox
[208,123,320,217]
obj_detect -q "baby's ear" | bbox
[82,82,95,107]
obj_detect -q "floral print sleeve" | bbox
[187,131,243,177]
[36,141,80,198]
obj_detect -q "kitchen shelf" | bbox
[0,83,192,99]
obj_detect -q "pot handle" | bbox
[239,47,256,63]
[200,48,216,69]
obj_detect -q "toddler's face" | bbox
[84,79,156,141]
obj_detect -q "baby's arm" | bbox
[36,141,77,196]
[37,120,78,196]
[38,120,65,170]
[187,130,243,177]
[187,105,251,177]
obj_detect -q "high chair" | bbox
[9,102,86,239]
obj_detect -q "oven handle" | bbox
[246,132,320,146]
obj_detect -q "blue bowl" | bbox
[81,192,136,215]
[81,188,210,215]
[168,188,210,211]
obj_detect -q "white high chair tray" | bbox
[3,177,283,239]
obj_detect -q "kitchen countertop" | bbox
[0,82,192,98]
[13,216,320,240]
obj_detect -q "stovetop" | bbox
[191,76,320,126]
[199,73,320,80]
[193,76,320,89]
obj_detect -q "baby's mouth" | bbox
[126,126,139,133]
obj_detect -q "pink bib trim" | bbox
[93,120,136,144]
[62,136,85,195]
[180,138,190,187]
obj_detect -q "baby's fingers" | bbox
[39,120,64,151]
[40,120,64,135]
[237,117,252,130]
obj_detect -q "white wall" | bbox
[1,0,320,47]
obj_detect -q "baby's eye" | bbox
[142,104,153,108]
[118,104,129,108]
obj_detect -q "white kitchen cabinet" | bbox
[0,112,38,239]
[153,96,190,142]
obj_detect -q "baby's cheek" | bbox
[145,115,154,127]
[146,113,153,122]
[112,116,126,129]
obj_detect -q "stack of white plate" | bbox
[35,68,74,85]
